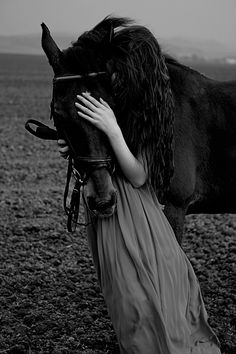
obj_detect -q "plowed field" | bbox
[0,54,235,354]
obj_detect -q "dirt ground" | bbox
[0,54,235,353]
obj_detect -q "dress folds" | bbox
[86,177,221,354]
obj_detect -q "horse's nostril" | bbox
[87,190,117,213]
[93,199,113,211]
[98,202,112,212]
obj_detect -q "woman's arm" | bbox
[74,92,147,188]
[103,125,147,188]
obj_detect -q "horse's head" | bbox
[41,21,118,217]
[41,16,175,215]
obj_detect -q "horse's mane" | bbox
[66,17,175,202]
[164,53,208,80]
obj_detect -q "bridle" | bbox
[63,154,114,233]
[25,71,115,232]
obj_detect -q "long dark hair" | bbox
[110,18,175,201]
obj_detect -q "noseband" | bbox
[25,71,115,232]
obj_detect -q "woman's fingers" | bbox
[58,145,69,153]
[77,111,97,124]
[81,92,104,108]
[58,139,67,146]
[77,93,110,114]
[75,101,97,117]
[60,152,69,158]
[100,97,110,108]
[57,139,70,159]
[76,94,98,111]
[57,140,69,152]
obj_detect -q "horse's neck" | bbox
[213,81,236,109]
[167,62,207,99]
[167,60,236,113]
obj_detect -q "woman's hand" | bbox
[57,139,70,159]
[75,92,120,138]
[76,92,146,187]
[58,93,118,160]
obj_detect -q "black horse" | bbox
[41,16,236,242]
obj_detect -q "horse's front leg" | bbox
[163,203,187,244]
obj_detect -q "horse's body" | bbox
[41,17,236,242]
[164,58,236,238]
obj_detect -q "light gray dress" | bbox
[86,176,221,354]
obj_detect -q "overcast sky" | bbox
[0,0,235,47]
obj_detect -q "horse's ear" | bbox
[41,23,64,74]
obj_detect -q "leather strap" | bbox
[25,119,57,140]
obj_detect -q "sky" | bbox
[0,0,235,48]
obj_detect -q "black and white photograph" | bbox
[0,1,235,353]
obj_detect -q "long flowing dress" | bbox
[85,176,221,354]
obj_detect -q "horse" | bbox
[41,16,236,243]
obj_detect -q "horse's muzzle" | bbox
[87,190,117,217]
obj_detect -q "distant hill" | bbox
[160,37,236,61]
[0,33,236,61]
[0,33,77,55]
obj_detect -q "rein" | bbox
[64,154,114,232]
[25,71,114,232]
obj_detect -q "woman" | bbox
[58,92,221,354]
